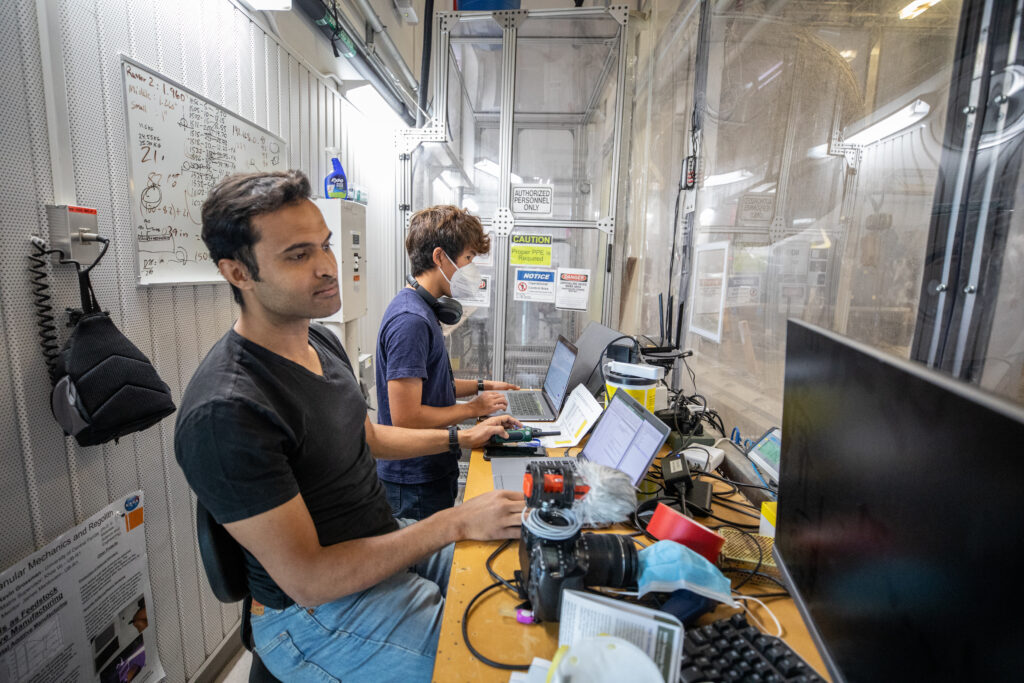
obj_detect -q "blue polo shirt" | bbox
[375,288,458,484]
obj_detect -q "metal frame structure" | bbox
[397,6,631,382]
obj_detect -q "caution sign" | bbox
[513,268,556,303]
[512,184,554,215]
[510,234,552,266]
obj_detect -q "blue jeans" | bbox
[250,523,453,682]
[382,474,459,520]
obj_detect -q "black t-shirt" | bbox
[174,324,397,609]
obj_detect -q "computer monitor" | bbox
[580,389,670,486]
[776,320,1024,682]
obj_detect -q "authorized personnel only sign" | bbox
[513,268,556,303]
[511,184,553,215]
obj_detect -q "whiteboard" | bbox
[120,57,287,285]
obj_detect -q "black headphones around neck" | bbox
[406,274,463,325]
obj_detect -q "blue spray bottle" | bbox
[324,155,348,199]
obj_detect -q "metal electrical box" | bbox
[314,198,367,323]
[45,204,103,266]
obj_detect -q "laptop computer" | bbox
[495,336,577,421]
[567,322,633,398]
[491,389,671,490]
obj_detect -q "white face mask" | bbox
[442,251,481,300]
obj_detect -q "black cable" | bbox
[696,470,777,494]
[721,568,790,592]
[28,242,61,384]
[462,581,532,671]
[711,498,762,520]
[485,540,519,594]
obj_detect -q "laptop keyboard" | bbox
[509,392,543,415]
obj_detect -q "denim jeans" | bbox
[250,522,453,682]
[382,474,459,520]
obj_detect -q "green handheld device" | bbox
[491,427,561,444]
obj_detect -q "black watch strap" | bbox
[477,379,485,393]
[448,425,460,451]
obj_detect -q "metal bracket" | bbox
[608,5,630,27]
[596,217,615,239]
[436,11,455,33]
[492,208,515,237]
[768,216,789,244]
[395,124,447,154]
[493,9,528,30]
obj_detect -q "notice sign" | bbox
[555,268,591,310]
[513,268,556,303]
[512,184,553,215]
[0,491,164,683]
[510,234,552,266]
[457,275,491,308]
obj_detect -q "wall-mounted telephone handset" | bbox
[29,206,175,447]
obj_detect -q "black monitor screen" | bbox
[776,320,1024,682]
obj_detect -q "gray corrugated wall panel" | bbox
[0,0,52,566]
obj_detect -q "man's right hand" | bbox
[450,489,525,541]
[468,390,509,416]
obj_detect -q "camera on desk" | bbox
[516,461,639,622]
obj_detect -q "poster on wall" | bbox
[0,492,164,683]
[555,268,591,310]
[510,234,552,266]
[690,241,730,343]
[513,268,556,303]
[457,275,491,308]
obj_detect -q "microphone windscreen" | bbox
[573,461,637,527]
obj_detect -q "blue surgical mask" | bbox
[637,541,738,607]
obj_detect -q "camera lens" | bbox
[577,534,638,588]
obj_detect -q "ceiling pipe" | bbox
[349,0,421,101]
[293,0,416,126]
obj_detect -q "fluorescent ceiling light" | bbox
[899,0,941,20]
[344,83,403,130]
[245,0,292,10]
[749,182,776,193]
[703,170,752,187]
[462,196,479,212]
[844,99,930,146]
[699,208,716,226]
[792,218,815,226]
[840,50,857,61]
[474,159,522,183]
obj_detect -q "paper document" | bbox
[558,590,683,683]
[522,384,603,449]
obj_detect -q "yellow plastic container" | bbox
[604,363,657,412]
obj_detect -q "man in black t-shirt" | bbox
[174,171,523,682]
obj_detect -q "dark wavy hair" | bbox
[406,205,490,276]
[201,170,311,305]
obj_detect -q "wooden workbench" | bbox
[432,449,829,682]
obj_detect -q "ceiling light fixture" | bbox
[899,0,942,21]
[844,99,930,146]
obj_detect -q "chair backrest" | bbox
[196,500,250,603]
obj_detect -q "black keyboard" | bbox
[508,392,543,415]
[681,613,824,683]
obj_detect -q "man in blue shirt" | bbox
[376,205,519,519]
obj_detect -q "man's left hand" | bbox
[484,380,520,391]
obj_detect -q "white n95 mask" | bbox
[442,251,482,301]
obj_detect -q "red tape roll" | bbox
[646,503,726,564]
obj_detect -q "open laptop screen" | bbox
[542,337,576,410]
[580,390,669,486]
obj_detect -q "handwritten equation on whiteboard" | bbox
[121,58,287,285]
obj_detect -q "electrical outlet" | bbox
[46,205,103,266]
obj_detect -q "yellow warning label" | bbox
[511,234,552,245]
[510,245,552,266]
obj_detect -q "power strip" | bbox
[682,445,724,471]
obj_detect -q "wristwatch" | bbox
[477,379,485,393]
[448,425,461,452]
